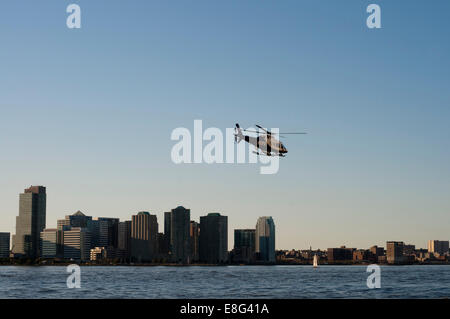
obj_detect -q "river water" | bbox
[0,265,449,298]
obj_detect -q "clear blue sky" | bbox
[1,1,449,249]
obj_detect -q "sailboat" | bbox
[313,254,318,268]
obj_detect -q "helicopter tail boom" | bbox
[234,123,244,143]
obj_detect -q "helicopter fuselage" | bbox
[244,134,288,156]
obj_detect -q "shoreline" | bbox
[1,263,449,267]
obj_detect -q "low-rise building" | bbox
[353,249,376,263]
[90,246,117,261]
[386,241,405,264]
[428,240,449,256]
[327,246,355,263]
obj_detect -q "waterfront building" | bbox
[118,221,131,259]
[90,247,104,261]
[353,249,375,262]
[57,211,92,229]
[0,232,10,258]
[12,186,47,258]
[301,249,313,260]
[57,211,99,249]
[233,229,255,263]
[327,246,355,263]
[199,213,228,264]
[370,245,384,257]
[170,206,191,263]
[94,217,119,249]
[377,255,387,263]
[63,227,91,260]
[90,246,117,261]
[157,232,168,258]
[190,221,200,262]
[40,228,63,258]
[403,244,416,256]
[386,241,405,264]
[428,240,449,256]
[130,212,158,262]
[164,211,172,253]
[255,217,276,263]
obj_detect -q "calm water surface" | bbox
[0,265,449,299]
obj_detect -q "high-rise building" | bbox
[57,211,92,230]
[255,216,275,263]
[63,227,91,261]
[428,240,449,256]
[57,211,98,249]
[94,217,119,248]
[130,212,158,262]
[199,213,228,264]
[40,229,63,258]
[233,229,255,263]
[157,232,168,257]
[87,219,100,248]
[386,241,405,264]
[12,186,47,258]
[164,211,172,253]
[190,221,200,262]
[170,206,190,263]
[0,233,10,258]
[118,221,131,259]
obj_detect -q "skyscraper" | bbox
[428,240,449,256]
[94,217,120,248]
[199,213,228,264]
[12,186,46,258]
[190,221,200,262]
[118,221,131,259]
[157,232,168,257]
[233,229,255,263]
[164,211,172,253]
[170,206,190,263]
[0,233,10,258]
[255,216,276,263]
[130,212,158,262]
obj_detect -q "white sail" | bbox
[313,254,318,268]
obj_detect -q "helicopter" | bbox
[234,124,306,157]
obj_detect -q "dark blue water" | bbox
[0,265,449,298]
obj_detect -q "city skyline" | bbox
[1,1,449,250]
[0,185,447,252]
